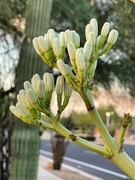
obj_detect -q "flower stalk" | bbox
[10,18,135,179]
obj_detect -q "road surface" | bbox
[40,139,135,180]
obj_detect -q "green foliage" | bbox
[0,0,26,34]
[51,0,98,43]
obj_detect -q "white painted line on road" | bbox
[40,150,129,179]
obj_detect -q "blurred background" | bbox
[0,0,135,180]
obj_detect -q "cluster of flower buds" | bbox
[33,29,80,68]
[10,73,72,124]
[32,18,119,87]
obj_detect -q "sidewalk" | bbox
[37,155,103,180]
[37,166,62,180]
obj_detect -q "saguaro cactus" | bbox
[10,18,135,179]
[10,0,53,180]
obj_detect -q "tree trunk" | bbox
[51,132,68,170]
[10,0,53,180]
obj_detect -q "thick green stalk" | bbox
[53,122,109,156]
[80,88,117,154]
[111,151,135,179]
[79,88,135,178]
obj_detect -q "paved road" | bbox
[40,139,135,180]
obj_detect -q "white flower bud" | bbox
[64,30,73,44]
[43,73,54,93]
[23,81,33,91]
[16,102,29,118]
[9,105,22,118]
[38,36,51,52]
[52,37,63,59]
[64,82,72,98]
[107,29,119,45]
[89,60,97,80]
[88,32,96,46]
[90,18,98,37]
[76,52,85,82]
[33,37,43,56]
[67,42,77,71]
[96,35,101,48]
[101,22,110,37]
[47,29,56,40]
[17,90,28,107]
[83,41,92,63]
[31,74,41,94]
[85,24,93,41]
[71,30,80,48]
[59,31,66,48]
[56,76,64,107]
[37,80,45,99]
[57,59,69,78]
[56,76,64,95]
[76,52,85,71]
[26,89,38,105]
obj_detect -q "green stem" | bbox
[111,151,135,179]
[116,125,126,148]
[80,88,117,154]
[53,121,110,156]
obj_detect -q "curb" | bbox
[39,155,104,180]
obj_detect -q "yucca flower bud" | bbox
[107,29,119,45]
[9,105,22,119]
[31,74,41,94]
[52,37,63,59]
[47,29,56,40]
[38,36,51,52]
[23,81,33,91]
[56,76,64,107]
[71,30,80,48]
[33,37,49,64]
[103,30,119,52]
[38,36,54,62]
[43,73,54,106]
[90,18,98,37]
[37,80,45,99]
[83,41,92,63]
[26,89,38,106]
[56,76,64,95]
[43,73,54,93]
[25,94,40,117]
[89,60,97,80]
[16,102,29,118]
[64,82,72,98]
[67,42,77,71]
[96,35,101,48]
[76,52,86,82]
[37,80,45,108]
[62,82,72,108]
[88,32,96,46]
[57,59,70,78]
[17,90,27,106]
[33,37,43,56]
[101,22,110,37]
[64,30,73,44]
[59,31,66,49]
[85,24,93,41]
